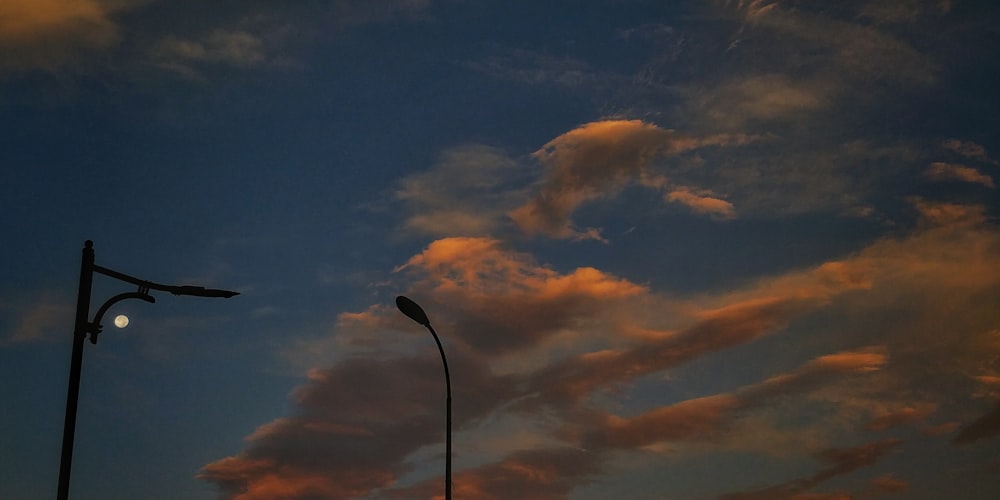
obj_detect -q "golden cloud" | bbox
[0,0,122,71]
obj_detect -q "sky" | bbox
[1,0,999,499]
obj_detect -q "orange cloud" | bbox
[200,455,396,500]
[594,395,741,448]
[869,474,909,493]
[397,237,645,354]
[0,0,122,71]
[666,187,737,219]
[865,405,936,431]
[587,349,886,450]
[386,448,601,500]
[923,162,995,188]
[201,353,517,500]
[509,120,754,239]
[207,199,1000,498]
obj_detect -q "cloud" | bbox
[923,162,995,188]
[509,120,755,239]
[718,439,902,499]
[869,474,909,493]
[205,198,1000,498]
[730,2,937,87]
[909,198,988,228]
[0,0,126,72]
[200,353,517,499]
[153,31,266,67]
[687,73,831,129]
[0,296,73,346]
[952,401,1000,445]
[585,349,887,450]
[864,404,936,431]
[665,187,737,219]
[148,26,297,80]
[942,139,994,163]
[394,145,530,237]
[387,447,601,500]
[395,236,646,355]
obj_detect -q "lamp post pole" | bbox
[56,240,238,500]
[57,242,95,500]
[395,296,451,500]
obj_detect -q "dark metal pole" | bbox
[426,323,451,500]
[394,296,451,500]
[57,241,95,500]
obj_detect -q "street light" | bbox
[395,295,451,500]
[57,240,239,500]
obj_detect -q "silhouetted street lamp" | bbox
[395,295,451,500]
[57,240,238,500]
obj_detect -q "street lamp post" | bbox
[395,295,451,500]
[57,240,238,500]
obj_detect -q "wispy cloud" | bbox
[942,139,995,164]
[718,438,902,499]
[0,294,72,346]
[924,162,995,188]
[394,145,531,238]
[509,120,755,239]
[148,25,300,80]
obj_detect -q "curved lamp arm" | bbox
[87,290,155,344]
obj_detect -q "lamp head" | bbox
[171,286,240,298]
[396,295,430,326]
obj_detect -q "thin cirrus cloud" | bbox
[729,0,938,88]
[148,28,294,80]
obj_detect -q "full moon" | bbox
[114,315,129,328]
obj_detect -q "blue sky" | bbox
[2,1,999,499]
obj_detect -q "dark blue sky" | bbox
[2,1,999,499]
